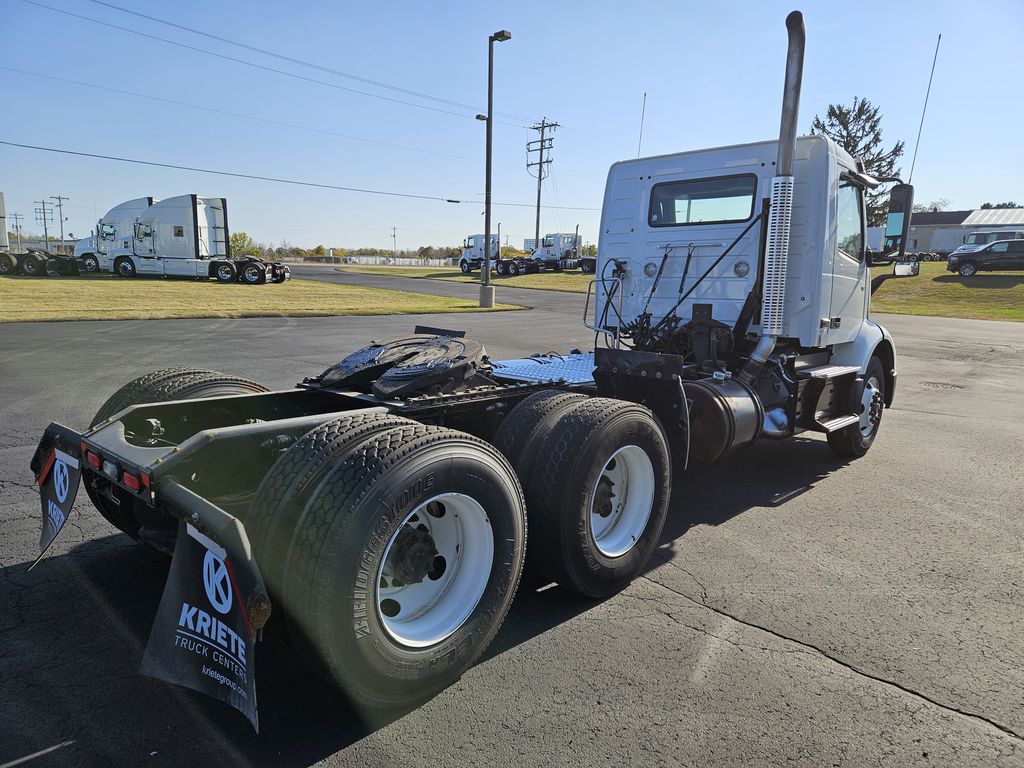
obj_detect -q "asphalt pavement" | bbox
[1,271,1022,768]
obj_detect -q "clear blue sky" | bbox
[3,0,1021,249]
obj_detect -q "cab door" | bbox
[826,181,867,345]
[1008,241,1024,269]
[133,223,163,274]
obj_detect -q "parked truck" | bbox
[103,194,289,283]
[529,231,582,271]
[73,196,156,273]
[29,11,920,729]
[457,233,499,273]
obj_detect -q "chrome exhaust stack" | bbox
[740,10,805,384]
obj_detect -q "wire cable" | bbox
[83,0,538,124]
[19,0,529,127]
[0,140,601,210]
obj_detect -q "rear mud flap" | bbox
[31,423,83,567]
[140,520,260,731]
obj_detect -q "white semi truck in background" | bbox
[30,11,922,729]
[458,233,499,273]
[104,194,289,283]
[74,196,156,273]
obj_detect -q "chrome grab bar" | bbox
[583,276,624,348]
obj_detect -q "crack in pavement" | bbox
[639,573,1024,745]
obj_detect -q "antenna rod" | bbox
[909,33,941,184]
[636,92,647,158]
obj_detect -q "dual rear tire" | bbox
[493,391,671,597]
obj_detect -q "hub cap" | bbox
[376,493,493,647]
[589,445,655,558]
[859,376,883,437]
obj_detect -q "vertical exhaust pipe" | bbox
[740,10,805,384]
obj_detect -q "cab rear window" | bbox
[649,174,757,228]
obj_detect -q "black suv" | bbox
[947,240,1024,276]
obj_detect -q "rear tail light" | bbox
[85,450,101,469]
[122,472,141,492]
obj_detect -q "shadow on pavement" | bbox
[0,436,846,767]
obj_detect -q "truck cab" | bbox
[75,197,155,272]
[530,232,580,271]
[459,234,498,273]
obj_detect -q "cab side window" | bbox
[836,183,864,261]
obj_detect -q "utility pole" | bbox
[391,227,397,261]
[527,117,558,248]
[51,195,69,252]
[11,212,24,250]
[34,199,53,251]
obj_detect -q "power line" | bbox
[83,0,537,125]
[1,66,485,164]
[0,140,601,211]
[19,0,529,128]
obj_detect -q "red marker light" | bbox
[85,450,101,469]
[122,472,141,492]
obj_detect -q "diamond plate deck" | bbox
[491,352,596,385]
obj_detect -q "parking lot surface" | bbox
[1,278,1022,767]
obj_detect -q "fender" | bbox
[828,318,897,406]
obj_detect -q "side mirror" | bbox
[883,184,915,260]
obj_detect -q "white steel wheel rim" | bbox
[376,493,494,648]
[859,376,881,436]
[589,445,656,558]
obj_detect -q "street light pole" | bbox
[478,29,511,308]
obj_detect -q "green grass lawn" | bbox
[338,265,592,293]
[341,262,1024,323]
[870,262,1024,322]
[0,274,520,323]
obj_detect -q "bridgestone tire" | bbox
[21,254,42,276]
[281,423,527,709]
[492,389,589,483]
[86,368,268,538]
[827,356,885,459]
[214,262,236,283]
[524,398,671,598]
[245,412,416,599]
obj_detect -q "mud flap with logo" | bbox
[140,521,259,731]
[31,423,83,567]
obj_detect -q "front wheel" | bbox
[114,258,136,278]
[282,424,526,709]
[459,260,471,274]
[827,356,886,458]
[958,262,977,277]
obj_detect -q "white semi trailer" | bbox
[107,195,289,283]
[30,11,919,729]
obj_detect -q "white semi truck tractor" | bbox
[458,233,499,273]
[107,194,289,283]
[29,11,919,729]
[73,196,156,273]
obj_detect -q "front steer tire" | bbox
[524,398,671,598]
[86,368,268,539]
[281,423,527,710]
[827,356,886,459]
